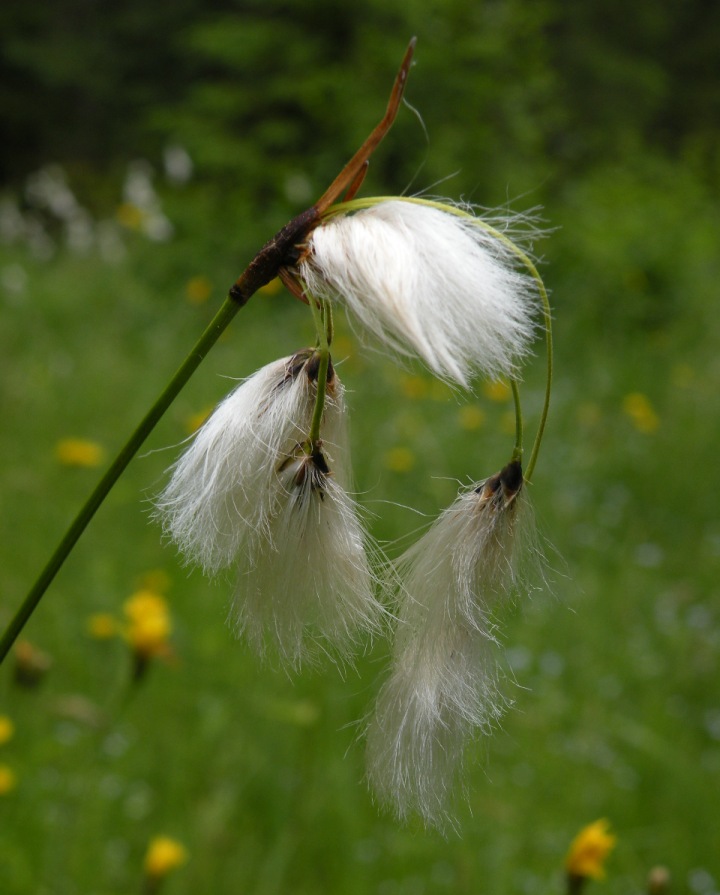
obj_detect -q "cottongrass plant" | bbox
[298,198,539,387]
[156,349,345,574]
[1,38,556,831]
[232,447,383,667]
[157,348,385,667]
[366,459,539,828]
[158,182,548,672]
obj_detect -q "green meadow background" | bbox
[1,2,719,893]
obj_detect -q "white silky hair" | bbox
[230,454,386,668]
[155,350,348,575]
[156,351,386,666]
[300,200,538,388]
[366,475,530,828]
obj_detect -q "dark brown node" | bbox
[304,352,335,386]
[499,458,523,496]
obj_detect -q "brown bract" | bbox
[228,38,417,307]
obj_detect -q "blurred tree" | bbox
[0,0,717,196]
[545,0,720,170]
[148,0,559,210]
[0,0,213,182]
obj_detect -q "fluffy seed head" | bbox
[299,200,539,387]
[366,460,533,827]
[156,352,385,666]
[155,349,346,574]
[230,448,386,668]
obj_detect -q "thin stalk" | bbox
[523,271,552,481]
[307,295,331,446]
[323,297,334,347]
[510,379,523,465]
[323,195,553,481]
[0,297,241,664]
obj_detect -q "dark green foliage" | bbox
[2,0,719,196]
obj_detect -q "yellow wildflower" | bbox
[399,374,430,400]
[130,612,171,657]
[482,380,511,403]
[622,392,659,434]
[89,585,176,681]
[87,613,119,640]
[123,591,172,659]
[14,640,52,688]
[55,438,105,468]
[0,764,17,795]
[458,405,486,431]
[185,275,212,305]
[565,818,616,880]
[124,590,167,620]
[144,835,188,879]
[116,202,145,230]
[384,446,415,473]
[0,716,14,745]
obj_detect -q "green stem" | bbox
[0,296,242,664]
[323,298,334,348]
[524,269,553,482]
[510,379,523,464]
[307,296,331,446]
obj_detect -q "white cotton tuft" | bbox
[155,349,347,575]
[300,200,539,387]
[366,460,533,828]
[156,351,385,666]
[230,452,386,668]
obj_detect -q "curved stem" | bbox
[523,272,552,481]
[0,297,242,664]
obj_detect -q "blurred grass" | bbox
[1,144,719,895]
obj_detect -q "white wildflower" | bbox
[298,199,538,388]
[366,459,532,827]
[156,349,347,574]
